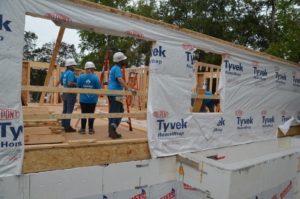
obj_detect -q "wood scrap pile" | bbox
[23,106,65,145]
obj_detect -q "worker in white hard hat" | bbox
[107,52,136,139]
[60,58,77,132]
[77,61,101,134]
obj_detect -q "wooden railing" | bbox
[21,86,146,121]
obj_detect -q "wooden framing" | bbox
[22,63,149,106]
[39,27,65,104]
[194,61,220,94]
[192,61,221,112]
[22,61,65,104]
[22,85,146,96]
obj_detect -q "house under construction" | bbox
[0,0,300,198]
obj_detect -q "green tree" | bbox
[23,31,38,60]
[78,0,153,69]
[266,0,300,63]
[157,0,300,63]
[34,41,79,66]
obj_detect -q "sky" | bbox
[24,15,81,50]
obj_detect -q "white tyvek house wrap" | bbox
[0,0,25,176]
[0,0,300,176]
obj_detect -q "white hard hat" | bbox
[84,61,96,69]
[65,58,77,67]
[113,52,127,63]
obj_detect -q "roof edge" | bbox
[66,0,300,67]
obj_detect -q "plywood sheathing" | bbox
[22,138,150,173]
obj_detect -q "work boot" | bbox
[109,126,121,139]
[65,127,76,133]
[88,129,95,134]
[78,129,85,134]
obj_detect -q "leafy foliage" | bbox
[33,42,79,66]
[24,0,300,65]
[23,31,38,60]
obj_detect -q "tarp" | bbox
[0,0,299,176]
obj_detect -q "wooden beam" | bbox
[194,61,219,69]
[28,61,51,69]
[39,27,65,104]
[23,111,147,121]
[22,85,146,96]
[21,61,30,104]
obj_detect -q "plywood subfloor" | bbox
[23,104,150,173]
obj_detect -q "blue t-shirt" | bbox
[108,64,123,95]
[203,91,214,109]
[77,74,101,103]
[62,69,77,88]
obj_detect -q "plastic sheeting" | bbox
[0,0,299,176]
[0,0,25,177]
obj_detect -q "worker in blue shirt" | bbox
[61,58,77,132]
[201,91,215,112]
[77,61,101,134]
[107,52,136,139]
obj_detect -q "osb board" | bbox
[24,127,53,135]
[277,126,300,138]
[25,134,65,145]
[22,138,150,173]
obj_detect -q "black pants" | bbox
[108,96,124,128]
[80,102,96,130]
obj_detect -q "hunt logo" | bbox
[261,110,275,128]
[0,108,20,120]
[45,13,72,23]
[224,60,243,76]
[185,51,194,70]
[131,189,147,199]
[235,110,253,129]
[153,110,168,119]
[157,119,187,138]
[125,30,144,39]
[0,122,23,148]
[150,45,166,65]
[253,66,267,80]
[292,74,300,87]
[160,188,176,199]
[0,14,12,32]
[281,110,291,123]
[213,117,225,132]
